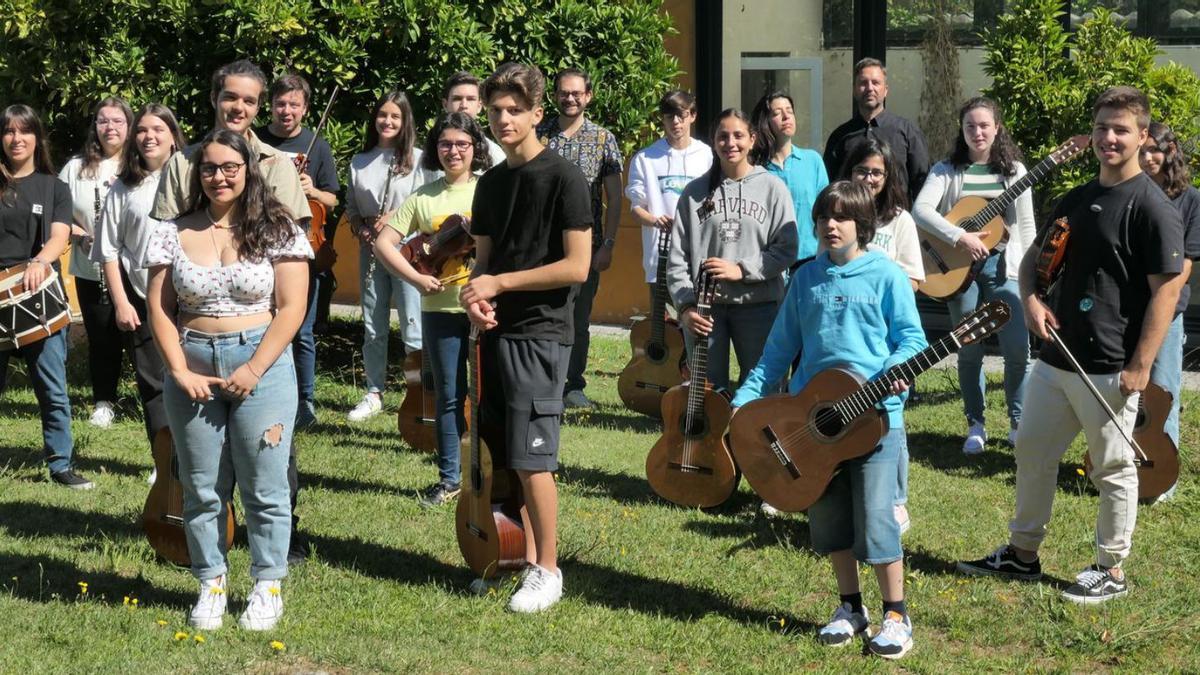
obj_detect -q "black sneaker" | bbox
[1062,565,1128,604]
[287,530,311,565]
[51,469,94,490]
[563,390,595,410]
[418,482,461,508]
[956,544,1042,581]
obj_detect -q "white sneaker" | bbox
[507,564,562,613]
[188,576,227,630]
[147,468,157,486]
[89,401,115,428]
[760,501,784,518]
[238,579,283,631]
[962,423,987,455]
[346,393,382,422]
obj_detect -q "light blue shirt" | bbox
[766,145,829,260]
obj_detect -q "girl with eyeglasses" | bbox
[143,129,313,632]
[913,97,1034,456]
[59,97,134,428]
[373,112,492,506]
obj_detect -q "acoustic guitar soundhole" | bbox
[646,342,666,363]
[812,404,845,439]
[680,415,708,438]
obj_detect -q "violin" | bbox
[1035,217,1070,298]
[293,84,340,270]
[399,214,475,279]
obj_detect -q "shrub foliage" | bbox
[0,0,679,176]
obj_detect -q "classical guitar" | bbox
[1082,383,1180,502]
[728,301,1010,512]
[397,349,437,453]
[142,428,235,566]
[918,135,1090,301]
[455,327,527,579]
[645,272,740,508]
[618,223,687,418]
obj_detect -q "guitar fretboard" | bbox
[833,333,961,421]
[964,153,1062,232]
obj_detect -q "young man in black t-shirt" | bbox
[460,62,592,613]
[256,72,342,564]
[958,87,1186,604]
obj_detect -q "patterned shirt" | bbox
[537,116,623,245]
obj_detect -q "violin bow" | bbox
[1044,325,1152,467]
[302,83,341,158]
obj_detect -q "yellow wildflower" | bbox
[156,619,169,627]
[270,640,286,651]
[174,631,189,641]
[268,586,280,596]
[193,635,206,644]
[77,581,88,594]
[1076,467,1086,476]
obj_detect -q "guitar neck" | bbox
[649,231,672,344]
[964,154,1059,232]
[684,300,711,417]
[468,331,483,489]
[835,333,962,418]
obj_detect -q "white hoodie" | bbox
[625,137,713,282]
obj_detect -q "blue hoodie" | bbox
[731,250,927,427]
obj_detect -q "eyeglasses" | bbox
[198,162,246,179]
[662,112,692,122]
[437,140,473,152]
[851,167,887,180]
[558,90,587,100]
[96,118,127,128]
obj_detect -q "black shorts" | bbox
[479,334,570,472]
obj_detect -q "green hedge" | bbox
[0,0,680,181]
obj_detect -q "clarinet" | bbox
[363,149,400,279]
[93,184,110,305]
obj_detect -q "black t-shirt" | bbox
[470,148,592,343]
[1039,172,1185,373]
[0,173,72,269]
[1171,186,1200,313]
[254,126,340,193]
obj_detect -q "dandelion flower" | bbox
[1076,467,1086,476]
[270,640,285,651]
[193,635,206,644]
[174,631,189,641]
[268,586,280,596]
[77,581,88,594]
[156,619,168,627]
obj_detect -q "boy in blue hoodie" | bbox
[732,180,927,659]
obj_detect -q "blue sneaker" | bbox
[817,604,870,646]
[868,611,913,659]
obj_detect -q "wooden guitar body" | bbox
[1083,383,1180,501]
[917,195,1009,300]
[454,433,527,578]
[142,428,235,566]
[617,316,687,418]
[646,383,739,508]
[398,350,436,453]
[728,368,888,512]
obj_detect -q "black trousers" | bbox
[75,276,128,403]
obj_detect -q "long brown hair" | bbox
[749,91,793,166]
[950,97,1022,177]
[840,137,909,221]
[79,96,134,179]
[699,108,755,218]
[1,104,55,202]
[1146,121,1191,199]
[189,129,296,262]
[364,90,416,177]
[120,104,187,187]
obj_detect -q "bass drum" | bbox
[0,262,72,351]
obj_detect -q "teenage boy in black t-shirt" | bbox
[460,62,592,613]
[958,87,1186,605]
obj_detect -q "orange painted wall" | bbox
[329,0,698,325]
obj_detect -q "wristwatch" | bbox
[602,237,616,249]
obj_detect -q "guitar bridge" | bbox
[164,515,185,526]
[762,426,801,479]
[668,462,713,475]
[636,381,669,393]
[921,240,951,274]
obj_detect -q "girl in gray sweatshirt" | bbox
[667,108,798,391]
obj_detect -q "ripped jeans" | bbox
[163,325,296,582]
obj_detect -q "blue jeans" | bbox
[422,311,469,487]
[359,245,422,393]
[946,250,1030,427]
[808,426,906,564]
[292,264,319,406]
[895,434,909,506]
[163,326,296,581]
[0,328,74,474]
[684,301,779,392]
[1150,313,1184,447]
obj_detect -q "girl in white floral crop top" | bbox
[142,129,311,631]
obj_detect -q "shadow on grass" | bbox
[907,545,1075,591]
[682,511,812,556]
[557,464,659,506]
[907,431,1101,495]
[1,551,192,608]
[0,500,141,542]
[562,407,663,435]
[308,531,467,587]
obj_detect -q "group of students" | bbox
[0,51,1195,660]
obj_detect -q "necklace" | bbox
[205,207,234,229]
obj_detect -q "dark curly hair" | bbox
[812,180,877,249]
[949,97,1023,177]
[749,91,793,166]
[1145,121,1191,199]
[189,129,297,263]
[839,137,909,222]
[420,112,493,173]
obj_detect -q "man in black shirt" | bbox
[958,87,1185,605]
[823,58,929,202]
[460,63,592,613]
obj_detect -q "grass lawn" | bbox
[0,318,1196,673]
